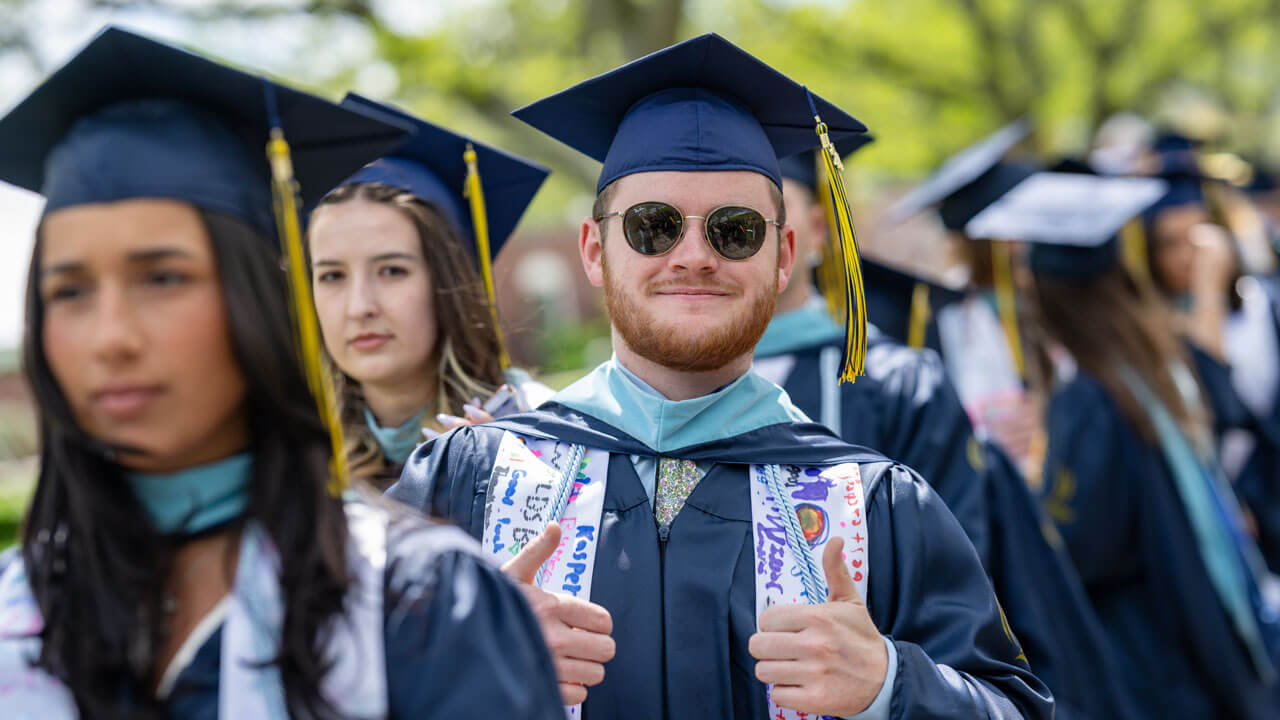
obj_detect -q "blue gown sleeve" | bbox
[862,461,1054,720]
[388,426,503,534]
[383,522,563,719]
[862,341,990,565]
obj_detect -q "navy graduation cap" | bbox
[511,33,867,193]
[0,26,410,238]
[335,93,550,263]
[779,135,875,192]
[0,25,411,492]
[886,119,1033,230]
[964,171,1169,279]
[513,32,873,381]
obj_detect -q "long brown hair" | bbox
[1032,266,1209,444]
[311,183,504,483]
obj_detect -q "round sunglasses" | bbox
[594,201,781,261]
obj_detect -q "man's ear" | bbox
[581,217,605,287]
[776,224,797,293]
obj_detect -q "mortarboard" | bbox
[0,26,410,239]
[513,33,873,381]
[0,25,411,492]
[335,93,550,263]
[334,93,551,370]
[510,33,867,193]
[963,172,1168,279]
[885,119,1032,229]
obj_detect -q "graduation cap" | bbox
[511,33,867,193]
[778,135,875,192]
[336,93,549,263]
[861,257,964,352]
[885,119,1033,229]
[513,33,873,381]
[963,172,1169,279]
[0,26,410,238]
[334,93,550,369]
[0,26,411,491]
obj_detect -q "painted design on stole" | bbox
[481,431,608,720]
[750,463,867,720]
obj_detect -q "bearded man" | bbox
[388,34,1051,720]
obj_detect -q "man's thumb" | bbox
[501,521,562,584]
[822,537,860,603]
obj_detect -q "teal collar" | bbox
[552,357,809,453]
[364,407,428,465]
[127,453,252,535]
[756,296,843,358]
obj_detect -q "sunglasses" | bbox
[594,202,781,261]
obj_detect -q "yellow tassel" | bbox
[991,242,1026,381]
[907,281,931,349]
[463,143,512,371]
[1120,218,1150,283]
[266,128,349,494]
[813,153,845,323]
[813,116,866,383]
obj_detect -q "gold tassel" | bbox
[812,116,866,383]
[1120,218,1150,283]
[463,143,512,371]
[813,153,845,323]
[991,242,1026,381]
[266,128,349,494]
[907,281,931,349]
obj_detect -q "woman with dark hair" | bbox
[308,95,553,487]
[1015,170,1280,719]
[0,27,563,719]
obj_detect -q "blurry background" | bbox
[2,0,1280,543]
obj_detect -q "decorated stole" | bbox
[937,296,1026,450]
[750,463,868,720]
[481,431,609,719]
[0,501,389,719]
[481,430,869,720]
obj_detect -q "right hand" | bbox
[502,522,616,705]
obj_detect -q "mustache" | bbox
[645,279,740,294]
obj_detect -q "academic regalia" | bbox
[1040,373,1280,718]
[0,26,563,719]
[390,367,1052,719]
[860,259,964,354]
[389,33,1049,720]
[1016,170,1280,718]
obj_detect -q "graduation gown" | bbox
[389,385,1052,720]
[1040,370,1280,719]
[759,318,1133,718]
[0,515,564,719]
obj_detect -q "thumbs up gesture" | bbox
[502,522,617,705]
[748,538,889,716]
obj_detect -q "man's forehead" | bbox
[609,169,777,208]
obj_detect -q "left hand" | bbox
[748,538,889,717]
[437,400,495,430]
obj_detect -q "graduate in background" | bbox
[1009,168,1280,719]
[0,27,564,719]
[756,139,990,562]
[308,94,553,488]
[885,121,1044,471]
[390,34,1051,720]
[857,256,963,356]
[760,146,1139,719]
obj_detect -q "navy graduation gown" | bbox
[163,520,564,719]
[980,441,1142,720]
[1041,370,1280,719]
[761,332,990,563]
[390,404,1052,720]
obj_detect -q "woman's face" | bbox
[309,197,438,394]
[39,198,248,472]
[1152,204,1209,295]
